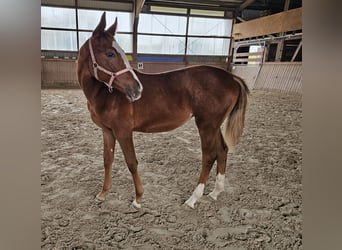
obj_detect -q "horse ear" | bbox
[106,17,118,37]
[93,12,106,37]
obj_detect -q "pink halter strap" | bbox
[88,39,132,92]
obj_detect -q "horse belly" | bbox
[135,111,192,133]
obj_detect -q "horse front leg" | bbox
[95,128,116,201]
[116,132,144,209]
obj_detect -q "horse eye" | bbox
[106,51,115,58]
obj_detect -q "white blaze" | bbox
[112,40,143,92]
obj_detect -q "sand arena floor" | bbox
[41,89,302,249]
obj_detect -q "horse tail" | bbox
[224,75,250,151]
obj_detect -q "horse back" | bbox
[135,65,240,94]
[131,65,242,132]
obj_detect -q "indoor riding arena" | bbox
[41,0,302,249]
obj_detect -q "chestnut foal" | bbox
[77,13,249,209]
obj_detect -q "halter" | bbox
[88,39,132,93]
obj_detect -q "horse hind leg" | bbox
[209,130,228,200]
[185,125,218,208]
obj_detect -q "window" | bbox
[188,17,232,36]
[187,17,232,56]
[41,6,77,51]
[78,32,132,53]
[187,37,229,56]
[41,30,77,51]
[78,9,133,32]
[138,13,187,54]
[78,10,133,52]
[138,35,185,54]
[41,5,234,58]
[41,6,76,29]
[138,14,186,35]
[41,6,133,52]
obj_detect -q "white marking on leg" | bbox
[132,199,141,209]
[95,192,105,202]
[185,183,205,209]
[209,173,225,200]
[110,148,113,152]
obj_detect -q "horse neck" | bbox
[83,77,103,102]
[77,54,102,103]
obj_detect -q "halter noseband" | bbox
[88,39,132,93]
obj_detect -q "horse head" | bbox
[86,12,142,102]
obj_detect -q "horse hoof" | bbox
[95,193,106,202]
[132,199,141,209]
[208,192,218,201]
[184,200,195,209]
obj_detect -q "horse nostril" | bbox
[125,83,142,102]
[132,89,141,99]
[125,86,133,96]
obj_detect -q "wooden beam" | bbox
[134,0,145,19]
[284,0,291,11]
[291,40,302,62]
[236,15,275,39]
[233,7,302,40]
[238,0,256,11]
[133,0,145,63]
[236,16,246,22]
[234,52,264,57]
[275,40,284,61]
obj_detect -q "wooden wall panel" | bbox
[41,60,301,93]
[231,65,260,90]
[41,59,79,88]
[233,7,302,39]
[41,59,227,88]
[254,62,302,93]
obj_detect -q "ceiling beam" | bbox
[134,0,145,18]
[238,0,256,11]
[146,0,242,9]
[236,16,246,22]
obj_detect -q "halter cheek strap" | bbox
[88,39,132,93]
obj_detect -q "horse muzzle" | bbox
[125,85,142,102]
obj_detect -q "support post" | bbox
[275,0,291,62]
[227,17,236,71]
[75,0,79,51]
[183,8,190,65]
[275,39,284,62]
[291,39,302,62]
[132,0,145,63]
